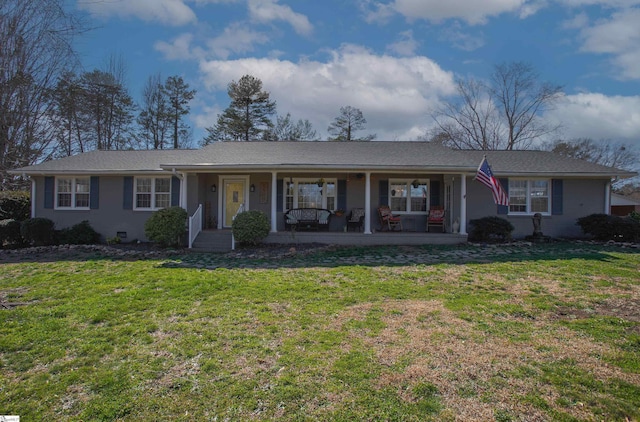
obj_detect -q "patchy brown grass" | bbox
[331,298,639,421]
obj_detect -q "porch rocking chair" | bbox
[378,205,403,231]
[426,206,445,232]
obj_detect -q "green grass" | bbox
[1,242,639,420]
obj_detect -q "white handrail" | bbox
[231,203,245,250]
[188,203,203,248]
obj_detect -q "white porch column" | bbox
[271,171,278,232]
[31,178,36,218]
[364,172,372,234]
[459,174,467,235]
[605,180,611,214]
[180,172,188,211]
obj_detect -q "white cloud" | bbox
[386,30,419,56]
[77,0,196,26]
[439,23,485,51]
[247,0,313,36]
[577,8,640,79]
[155,33,199,61]
[547,92,640,143]
[206,23,271,59]
[367,0,527,25]
[555,0,640,7]
[197,45,456,140]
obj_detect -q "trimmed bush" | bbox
[232,210,270,246]
[57,220,101,245]
[20,218,55,246]
[0,191,31,221]
[0,219,23,248]
[144,207,188,247]
[468,216,514,243]
[576,213,640,241]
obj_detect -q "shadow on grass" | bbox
[1,242,638,269]
[159,241,639,270]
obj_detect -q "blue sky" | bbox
[73,0,640,149]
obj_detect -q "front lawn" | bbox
[1,243,639,421]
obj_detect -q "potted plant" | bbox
[316,178,325,187]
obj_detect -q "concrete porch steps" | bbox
[190,229,467,252]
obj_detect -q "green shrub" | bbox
[468,216,514,242]
[0,219,23,248]
[20,217,55,246]
[231,210,270,246]
[576,213,640,241]
[57,220,101,245]
[144,207,187,247]
[0,191,31,221]
[631,211,640,222]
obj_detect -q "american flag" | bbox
[475,156,509,206]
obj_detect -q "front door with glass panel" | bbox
[223,180,245,227]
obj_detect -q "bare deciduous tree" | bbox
[543,138,638,169]
[138,73,169,149]
[0,0,83,189]
[263,113,318,141]
[432,61,562,150]
[162,75,196,149]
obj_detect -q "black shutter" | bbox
[44,176,54,209]
[90,176,99,209]
[497,178,509,215]
[276,179,283,212]
[552,179,563,215]
[337,179,347,211]
[379,180,388,206]
[123,177,133,210]
[430,180,440,207]
[171,176,180,207]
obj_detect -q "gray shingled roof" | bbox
[11,141,636,178]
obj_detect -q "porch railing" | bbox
[231,203,245,251]
[188,203,203,249]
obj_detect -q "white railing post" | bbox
[188,203,203,248]
[231,203,245,250]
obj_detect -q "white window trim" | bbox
[508,178,551,216]
[54,176,90,210]
[133,176,172,211]
[388,178,429,214]
[283,178,338,211]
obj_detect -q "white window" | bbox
[389,179,428,213]
[284,178,337,210]
[56,177,90,209]
[508,179,550,214]
[135,177,171,210]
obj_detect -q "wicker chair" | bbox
[346,208,365,232]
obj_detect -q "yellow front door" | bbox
[224,180,245,227]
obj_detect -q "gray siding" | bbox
[465,177,608,239]
[34,176,171,242]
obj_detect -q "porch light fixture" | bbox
[250,184,255,192]
[411,179,420,188]
[211,184,217,193]
[317,178,325,187]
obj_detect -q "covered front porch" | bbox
[190,228,468,252]
[178,168,471,251]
